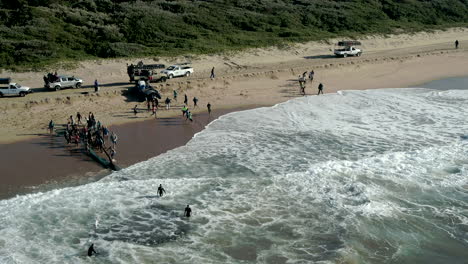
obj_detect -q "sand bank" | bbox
[1,28,468,144]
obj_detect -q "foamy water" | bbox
[1,87,468,263]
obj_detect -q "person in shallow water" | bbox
[184,205,192,217]
[87,244,97,257]
[157,184,166,197]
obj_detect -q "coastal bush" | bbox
[0,0,468,70]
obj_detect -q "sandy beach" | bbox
[1,27,468,198]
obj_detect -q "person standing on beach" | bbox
[210,67,215,80]
[455,40,459,49]
[184,94,188,105]
[94,79,99,92]
[317,83,324,95]
[133,105,138,116]
[152,102,157,118]
[48,120,54,134]
[173,90,178,101]
[109,146,116,160]
[184,205,192,217]
[207,103,211,115]
[193,97,198,108]
[157,184,166,197]
[165,97,171,110]
[77,112,82,125]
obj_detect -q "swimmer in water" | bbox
[88,244,97,257]
[157,184,166,197]
[184,205,192,217]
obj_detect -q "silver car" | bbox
[45,76,83,91]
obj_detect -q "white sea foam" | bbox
[1,88,468,263]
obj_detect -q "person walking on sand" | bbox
[173,90,178,101]
[111,132,118,148]
[187,111,193,122]
[182,105,188,117]
[165,97,171,110]
[455,40,459,49]
[184,205,192,217]
[87,244,97,257]
[207,103,211,115]
[317,83,324,95]
[184,94,188,105]
[48,120,55,134]
[157,184,166,197]
[133,105,138,116]
[193,97,198,108]
[210,67,215,80]
[94,79,99,92]
[309,70,314,82]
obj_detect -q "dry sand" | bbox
[1,27,468,144]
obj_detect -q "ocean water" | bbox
[1,84,468,263]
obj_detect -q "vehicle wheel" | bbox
[343,54,348,58]
[75,83,82,89]
[185,71,191,77]
[19,92,26,97]
[357,52,361,57]
[55,86,60,91]
[168,74,174,79]
[160,76,167,83]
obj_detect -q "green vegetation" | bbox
[1,0,467,70]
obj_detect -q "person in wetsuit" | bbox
[317,83,324,95]
[184,205,192,217]
[88,244,97,257]
[157,184,166,197]
[207,103,211,115]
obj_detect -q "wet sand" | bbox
[0,106,255,199]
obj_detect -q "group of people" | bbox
[43,72,60,85]
[49,112,119,161]
[298,70,324,95]
[135,90,212,123]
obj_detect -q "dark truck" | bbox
[127,62,167,83]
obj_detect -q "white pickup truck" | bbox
[334,46,362,57]
[333,41,362,58]
[0,82,32,97]
[161,65,194,79]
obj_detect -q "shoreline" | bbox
[0,106,256,200]
[1,73,466,200]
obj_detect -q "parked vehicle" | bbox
[44,75,83,91]
[161,64,194,79]
[334,41,362,57]
[0,78,32,97]
[131,79,162,102]
[127,62,166,83]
